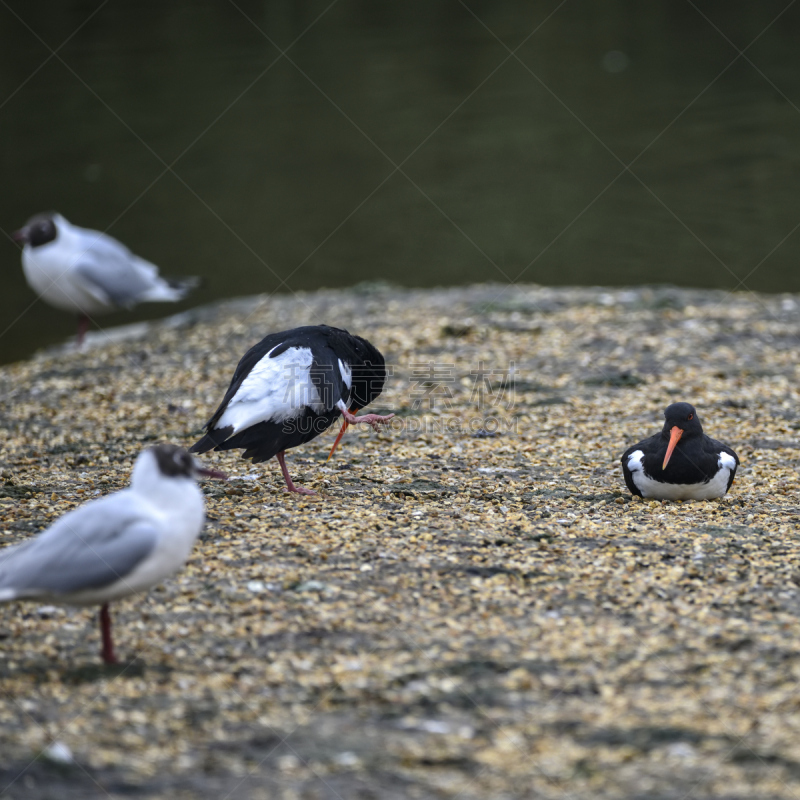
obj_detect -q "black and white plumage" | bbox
[0,445,225,664]
[621,402,739,500]
[12,212,199,344]
[190,325,394,494]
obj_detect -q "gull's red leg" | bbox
[77,314,90,347]
[99,603,118,665]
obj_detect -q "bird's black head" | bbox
[151,443,226,480]
[12,213,58,248]
[349,335,387,410]
[662,402,703,437]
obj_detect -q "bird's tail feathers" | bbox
[166,275,201,295]
[141,275,200,303]
[189,425,234,454]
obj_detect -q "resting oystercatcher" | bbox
[12,212,199,344]
[0,445,226,665]
[621,402,739,500]
[190,325,394,494]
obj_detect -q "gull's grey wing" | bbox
[72,255,157,308]
[71,225,138,260]
[0,495,159,599]
[73,226,161,278]
[69,227,160,308]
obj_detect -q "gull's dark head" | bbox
[150,444,227,481]
[12,212,59,248]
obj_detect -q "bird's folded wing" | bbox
[215,344,335,432]
[72,240,160,308]
[0,498,159,599]
[309,345,348,412]
[72,226,161,276]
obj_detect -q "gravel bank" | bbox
[1,283,800,799]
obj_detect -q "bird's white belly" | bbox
[631,465,732,500]
[22,249,111,314]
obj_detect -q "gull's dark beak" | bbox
[11,227,28,245]
[195,463,228,480]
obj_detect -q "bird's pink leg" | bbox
[276,451,315,495]
[99,604,118,665]
[340,409,395,432]
[77,314,90,347]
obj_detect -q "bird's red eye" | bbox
[688,413,693,420]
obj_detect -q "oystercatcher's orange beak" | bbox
[327,407,359,461]
[662,426,683,470]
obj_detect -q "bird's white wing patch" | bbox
[718,452,737,470]
[218,346,324,432]
[626,450,645,472]
[338,359,352,389]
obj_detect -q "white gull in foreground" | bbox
[0,444,225,664]
[12,212,199,344]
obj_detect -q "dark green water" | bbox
[1,1,799,363]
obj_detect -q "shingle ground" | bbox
[1,283,799,799]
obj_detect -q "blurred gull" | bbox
[12,212,199,345]
[0,444,225,664]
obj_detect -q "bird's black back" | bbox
[191,325,388,461]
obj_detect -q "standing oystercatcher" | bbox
[0,445,226,665]
[190,325,394,494]
[621,402,739,500]
[12,212,199,345]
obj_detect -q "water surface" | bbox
[1,1,799,362]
